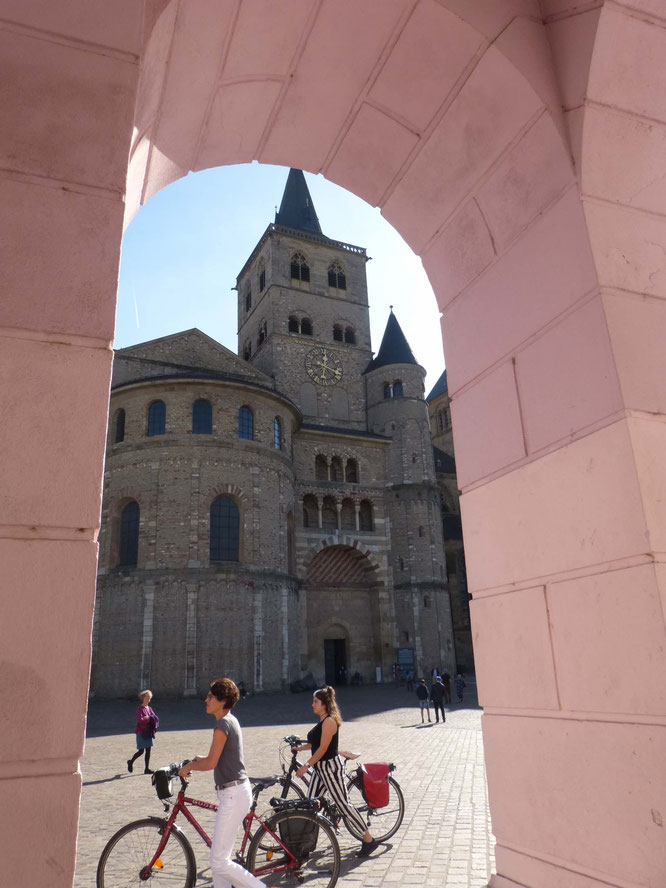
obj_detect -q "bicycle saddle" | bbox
[249,776,280,789]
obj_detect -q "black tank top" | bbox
[306,716,339,761]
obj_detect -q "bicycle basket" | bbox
[278,813,319,860]
[152,768,174,800]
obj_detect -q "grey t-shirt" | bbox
[212,713,248,786]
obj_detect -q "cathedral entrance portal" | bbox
[305,545,387,685]
[324,638,347,686]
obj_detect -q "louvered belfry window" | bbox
[291,252,310,282]
[328,261,346,289]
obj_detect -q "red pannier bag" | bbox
[359,763,390,808]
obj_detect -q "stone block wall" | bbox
[92,569,301,696]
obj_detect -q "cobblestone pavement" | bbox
[76,680,495,887]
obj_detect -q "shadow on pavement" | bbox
[86,681,480,739]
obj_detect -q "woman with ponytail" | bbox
[292,686,378,858]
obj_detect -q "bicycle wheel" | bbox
[254,777,306,850]
[247,810,340,888]
[344,775,405,842]
[96,818,196,887]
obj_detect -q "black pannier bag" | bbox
[152,768,174,800]
[278,814,319,859]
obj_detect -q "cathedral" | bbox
[91,169,465,697]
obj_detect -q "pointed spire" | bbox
[365,310,418,372]
[275,169,323,235]
[426,369,448,402]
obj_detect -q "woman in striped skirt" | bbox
[292,685,378,858]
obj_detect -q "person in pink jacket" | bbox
[127,689,159,775]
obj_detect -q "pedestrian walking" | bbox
[455,673,466,703]
[178,678,265,888]
[441,672,451,704]
[416,678,431,723]
[429,677,446,723]
[405,668,414,692]
[127,689,159,775]
[292,686,378,857]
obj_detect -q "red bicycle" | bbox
[96,761,340,887]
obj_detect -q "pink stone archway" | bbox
[2,2,665,886]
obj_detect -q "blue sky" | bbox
[117,162,445,390]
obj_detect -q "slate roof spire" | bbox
[365,308,418,372]
[275,168,323,235]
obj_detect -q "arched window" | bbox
[359,499,373,531]
[383,383,392,400]
[330,456,343,482]
[192,399,212,434]
[258,319,267,346]
[245,285,252,312]
[328,261,346,289]
[258,259,266,292]
[210,496,240,562]
[238,406,254,440]
[273,416,282,450]
[315,455,328,481]
[119,500,139,567]
[114,408,126,444]
[418,525,425,538]
[344,327,356,344]
[423,596,431,608]
[333,324,343,342]
[303,494,318,528]
[147,400,166,436]
[290,252,310,282]
[345,459,358,483]
[340,499,355,530]
[243,340,252,360]
[321,496,337,530]
[300,317,313,336]
[393,380,404,397]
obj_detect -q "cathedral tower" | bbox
[366,310,455,676]
[236,169,373,429]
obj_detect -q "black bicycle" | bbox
[252,735,404,844]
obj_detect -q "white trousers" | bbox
[210,780,264,888]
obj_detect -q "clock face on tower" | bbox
[305,346,343,386]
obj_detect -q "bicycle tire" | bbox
[96,817,196,888]
[246,809,340,888]
[254,777,306,850]
[344,775,405,842]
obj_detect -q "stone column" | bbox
[184,584,198,696]
[139,582,155,690]
[0,7,142,886]
[253,583,264,692]
[354,502,360,532]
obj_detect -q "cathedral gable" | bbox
[112,328,272,388]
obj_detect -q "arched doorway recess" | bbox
[3,3,665,887]
[304,544,385,686]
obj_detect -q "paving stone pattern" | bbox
[76,681,495,887]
